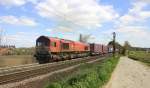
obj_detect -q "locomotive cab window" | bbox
[62,43,69,49]
[37,42,48,47]
[37,42,42,46]
[51,42,57,47]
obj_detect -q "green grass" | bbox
[45,56,120,88]
[128,51,150,65]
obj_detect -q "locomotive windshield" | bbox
[37,41,49,47]
[36,36,50,47]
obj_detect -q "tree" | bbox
[108,41,122,49]
[124,41,131,50]
[122,41,131,55]
[108,41,122,54]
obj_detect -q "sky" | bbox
[0,0,150,48]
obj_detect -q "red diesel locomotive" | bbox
[35,36,109,64]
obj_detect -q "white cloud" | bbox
[119,1,150,26]
[102,25,150,47]
[136,0,150,3]
[36,0,119,29]
[0,0,39,6]
[4,32,40,47]
[46,27,78,41]
[116,26,148,36]
[111,1,150,47]
[0,0,26,6]
[28,0,39,4]
[0,15,37,26]
[116,26,150,47]
[46,26,74,33]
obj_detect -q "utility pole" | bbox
[113,32,116,57]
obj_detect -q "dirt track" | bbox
[104,57,150,88]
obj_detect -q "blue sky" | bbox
[0,0,150,47]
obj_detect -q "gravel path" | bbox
[104,57,150,88]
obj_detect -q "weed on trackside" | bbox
[45,56,120,88]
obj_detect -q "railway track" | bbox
[0,56,105,85]
[0,63,38,75]
[0,56,95,75]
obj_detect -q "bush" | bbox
[7,48,35,55]
[128,51,150,65]
[46,83,61,88]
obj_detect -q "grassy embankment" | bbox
[0,48,35,55]
[46,56,120,88]
[128,51,150,65]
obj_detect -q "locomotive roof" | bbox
[38,35,89,45]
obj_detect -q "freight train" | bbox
[34,36,112,64]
